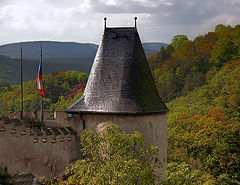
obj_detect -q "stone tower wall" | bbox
[69,112,167,178]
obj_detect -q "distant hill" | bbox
[142,42,168,56]
[0,55,94,84]
[0,41,167,84]
[0,41,98,59]
[0,41,167,59]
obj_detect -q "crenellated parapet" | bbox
[0,116,80,179]
[0,116,77,144]
[7,110,70,128]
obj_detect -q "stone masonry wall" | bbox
[0,111,167,179]
[0,117,79,179]
[68,112,168,178]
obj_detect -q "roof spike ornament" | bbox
[134,17,137,28]
[104,17,107,29]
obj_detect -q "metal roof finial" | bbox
[134,17,137,28]
[104,17,107,29]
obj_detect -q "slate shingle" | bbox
[66,27,168,114]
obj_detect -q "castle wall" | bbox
[0,119,79,179]
[72,112,167,178]
[0,111,167,179]
[67,113,84,135]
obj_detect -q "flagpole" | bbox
[40,42,43,123]
[40,94,43,123]
[20,43,23,119]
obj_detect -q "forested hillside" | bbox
[0,71,87,117]
[165,60,240,184]
[149,24,240,184]
[0,56,93,84]
[148,24,240,102]
[0,41,98,59]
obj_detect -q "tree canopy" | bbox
[170,34,188,50]
[41,123,161,185]
[148,24,240,184]
[0,71,87,117]
[148,24,240,102]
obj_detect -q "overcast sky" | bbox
[0,0,240,45]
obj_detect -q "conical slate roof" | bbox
[66,27,168,114]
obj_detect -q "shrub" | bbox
[41,123,161,184]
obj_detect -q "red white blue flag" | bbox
[37,58,45,96]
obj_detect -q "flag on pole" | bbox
[37,47,45,96]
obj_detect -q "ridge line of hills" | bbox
[0,41,167,59]
[0,41,167,84]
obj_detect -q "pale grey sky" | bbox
[0,0,240,45]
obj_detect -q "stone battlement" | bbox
[7,110,69,128]
[0,116,77,144]
[0,115,79,179]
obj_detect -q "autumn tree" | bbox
[0,71,88,116]
[41,123,161,185]
[215,24,232,32]
[170,34,188,50]
[210,36,238,68]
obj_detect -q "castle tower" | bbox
[66,21,168,176]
